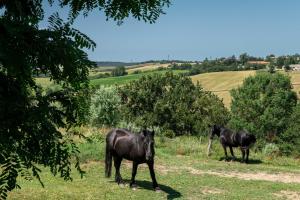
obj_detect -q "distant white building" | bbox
[290,64,300,71]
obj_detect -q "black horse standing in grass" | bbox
[207,125,256,163]
[105,128,160,191]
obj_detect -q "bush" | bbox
[118,72,230,136]
[263,143,280,158]
[230,72,297,145]
[279,104,300,155]
[111,66,128,77]
[89,72,111,80]
[89,86,121,127]
[132,70,141,74]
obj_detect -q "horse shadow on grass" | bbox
[218,156,263,164]
[113,179,182,200]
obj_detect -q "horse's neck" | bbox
[132,135,144,152]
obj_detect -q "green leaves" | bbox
[230,72,298,149]
[119,72,229,136]
[0,0,170,198]
[89,86,122,127]
[60,0,171,24]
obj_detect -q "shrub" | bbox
[279,104,300,155]
[89,86,121,127]
[111,66,128,77]
[263,143,280,158]
[119,72,230,136]
[132,70,141,74]
[230,72,297,144]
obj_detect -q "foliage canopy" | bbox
[0,0,170,198]
[119,72,230,136]
[230,72,297,149]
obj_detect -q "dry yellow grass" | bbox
[35,70,300,107]
[191,70,300,107]
[191,71,256,107]
[287,71,300,98]
[127,63,170,73]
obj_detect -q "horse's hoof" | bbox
[118,180,125,187]
[132,187,137,191]
[154,187,161,192]
[130,183,138,188]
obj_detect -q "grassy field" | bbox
[191,71,256,107]
[127,63,170,74]
[191,70,300,107]
[90,70,187,87]
[35,70,300,107]
[9,132,300,200]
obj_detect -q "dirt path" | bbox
[121,161,300,184]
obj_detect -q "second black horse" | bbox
[105,128,160,191]
[207,125,256,163]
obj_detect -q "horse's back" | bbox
[239,131,256,147]
[220,128,235,146]
[106,128,135,149]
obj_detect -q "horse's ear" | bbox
[141,130,148,137]
[151,130,155,136]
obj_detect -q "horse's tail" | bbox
[105,138,112,178]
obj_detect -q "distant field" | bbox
[35,77,53,88]
[287,71,300,98]
[127,63,170,73]
[192,70,300,107]
[90,70,187,87]
[191,71,256,107]
[35,70,300,107]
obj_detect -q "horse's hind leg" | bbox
[229,147,236,160]
[246,149,250,163]
[240,148,245,162]
[114,156,123,184]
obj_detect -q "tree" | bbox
[276,56,285,68]
[0,0,170,198]
[89,86,121,127]
[239,53,249,65]
[267,62,276,73]
[279,104,300,155]
[230,72,297,148]
[111,66,128,77]
[119,72,230,136]
[284,60,291,71]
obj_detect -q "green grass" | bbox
[34,70,300,104]
[9,135,300,199]
[90,70,187,87]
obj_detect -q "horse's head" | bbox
[141,130,155,161]
[209,124,221,139]
[207,124,222,156]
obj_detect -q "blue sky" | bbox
[43,0,300,62]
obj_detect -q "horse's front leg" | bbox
[147,161,160,191]
[130,162,138,188]
[229,146,236,160]
[114,156,123,184]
